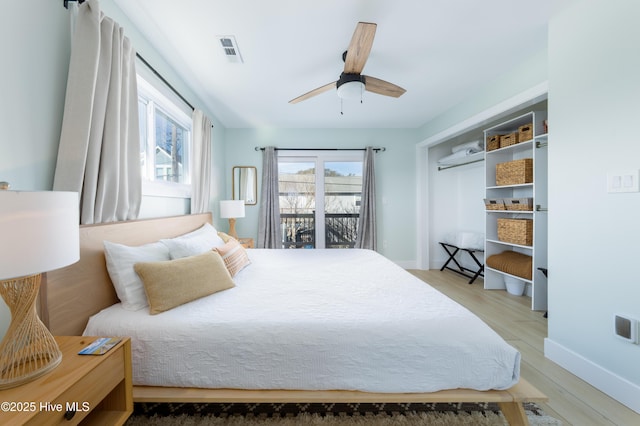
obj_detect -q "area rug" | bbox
[126,402,562,425]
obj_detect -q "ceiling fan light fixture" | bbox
[336,73,366,100]
[336,80,365,100]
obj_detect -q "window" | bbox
[137,74,192,198]
[278,152,363,249]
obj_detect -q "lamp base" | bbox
[0,274,62,389]
[228,218,238,239]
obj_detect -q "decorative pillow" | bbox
[133,251,235,315]
[161,223,225,259]
[103,240,171,311]
[213,239,251,277]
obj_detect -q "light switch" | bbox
[607,170,639,193]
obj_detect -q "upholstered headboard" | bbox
[44,213,212,336]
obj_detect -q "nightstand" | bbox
[238,237,255,248]
[0,336,133,425]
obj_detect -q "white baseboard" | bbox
[544,338,640,414]
[395,260,417,269]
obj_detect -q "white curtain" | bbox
[257,147,281,248]
[53,0,140,224]
[355,147,377,250]
[190,110,212,214]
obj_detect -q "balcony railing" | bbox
[281,213,315,249]
[281,213,359,249]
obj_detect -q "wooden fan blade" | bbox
[289,82,337,104]
[364,76,406,98]
[344,22,377,74]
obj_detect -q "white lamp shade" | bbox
[0,191,79,279]
[219,199,245,219]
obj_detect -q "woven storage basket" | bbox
[486,134,501,151]
[496,158,533,186]
[499,132,519,148]
[497,218,533,246]
[504,197,533,211]
[518,123,533,142]
[484,198,505,210]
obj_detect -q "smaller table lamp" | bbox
[0,188,79,389]
[219,200,245,239]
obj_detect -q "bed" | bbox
[43,213,546,425]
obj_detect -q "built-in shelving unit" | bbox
[484,111,548,311]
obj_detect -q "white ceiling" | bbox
[113,0,564,129]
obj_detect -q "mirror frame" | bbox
[232,166,257,205]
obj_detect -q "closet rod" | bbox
[255,147,385,152]
[437,158,484,171]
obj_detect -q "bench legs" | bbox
[439,242,484,284]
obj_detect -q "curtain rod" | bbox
[135,53,196,112]
[255,147,386,152]
[62,1,200,117]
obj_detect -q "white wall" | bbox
[224,128,419,265]
[417,47,548,143]
[0,1,70,191]
[545,0,640,412]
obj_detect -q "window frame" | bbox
[137,71,192,199]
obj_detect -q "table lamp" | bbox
[0,187,79,389]
[219,200,245,239]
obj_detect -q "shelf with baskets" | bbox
[484,111,548,311]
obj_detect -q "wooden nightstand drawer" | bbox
[26,344,125,425]
[0,336,132,426]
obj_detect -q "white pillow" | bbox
[103,240,170,311]
[161,223,225,259]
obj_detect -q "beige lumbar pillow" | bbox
[134,251,234,314]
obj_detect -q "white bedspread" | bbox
[84,249,520,392]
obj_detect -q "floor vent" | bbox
[218,36,243,63]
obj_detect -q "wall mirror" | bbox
[232,166,257,205]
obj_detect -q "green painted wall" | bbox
[224,128,419,264]
[546,0,640,411]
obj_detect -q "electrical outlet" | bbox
[614,315,639,344]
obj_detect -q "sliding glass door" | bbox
[278,152,363,249]
[279,160,317,248]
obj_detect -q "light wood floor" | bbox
[409,269,640,426]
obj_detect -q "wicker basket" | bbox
[499,132,519,148]
[504,197,533,211]
[484,198,505,210]
[497,218,533,246]
[486,134,501,151]
[496,158,533,186]
[518,123,533,142]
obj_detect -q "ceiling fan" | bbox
[289,22,406,104]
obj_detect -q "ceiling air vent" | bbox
[218,36,243,63]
